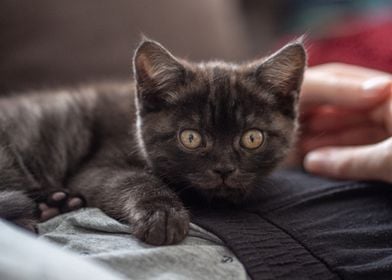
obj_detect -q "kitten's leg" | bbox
[0,190,37,231]
[0,89,99,222]
[68,167,189,245]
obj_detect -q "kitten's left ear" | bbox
[133,39,186,91]
[252,40,307,95]
[133,39,189,111]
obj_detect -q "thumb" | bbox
[301,71,391,110]
[303,138,392,183]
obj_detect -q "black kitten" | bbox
[0,39,306,245]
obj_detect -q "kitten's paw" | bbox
[39,191,85,221]
[129,204,190,246]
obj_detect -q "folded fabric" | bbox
[0,220,125,280]
[37,208,248,280]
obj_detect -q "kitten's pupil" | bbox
[250,134,255,143]
[189,133,194,143]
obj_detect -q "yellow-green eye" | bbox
[179,130,202,149]
[241,129,264,150]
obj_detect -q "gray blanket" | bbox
[36,208,248,280]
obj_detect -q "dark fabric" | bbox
[192,170,392,280]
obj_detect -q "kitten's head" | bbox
[133,39,306,203]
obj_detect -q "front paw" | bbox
[129,203,190,246]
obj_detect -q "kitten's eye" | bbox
[240,129,264,150]
[179,130,202,149]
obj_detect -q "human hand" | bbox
[295,63,392,182]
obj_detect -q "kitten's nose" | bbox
[213,166,236,179]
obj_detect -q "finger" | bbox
[303,109,372,133]
[370,94,392,134]
[312,63,392,79]
[300,126,388,154]
[301,72,391,109]
[304,138,392,182]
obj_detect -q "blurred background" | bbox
[1,0,391,93]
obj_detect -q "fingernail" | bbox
[362,77,391,96]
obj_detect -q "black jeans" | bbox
[192,170,392,280]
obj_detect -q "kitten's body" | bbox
[0,83,138,228]
[0,40,306,245]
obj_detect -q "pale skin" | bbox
[297,63,392,182]
[39,63,392,221]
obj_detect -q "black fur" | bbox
[0,39,306,245]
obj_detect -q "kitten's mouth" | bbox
[205,182,250,204]
[186,172,250,191]
[216,180,236,189]
[182,174,252,203]
[194,178,246,193]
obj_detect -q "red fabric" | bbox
[308,20,392,73]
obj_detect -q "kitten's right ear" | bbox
[133,39,186,92]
